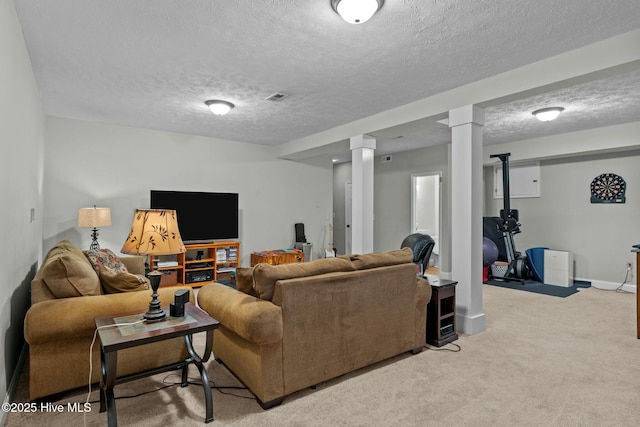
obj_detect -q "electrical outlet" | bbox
[627,262,632,270]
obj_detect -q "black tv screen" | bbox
[150,190,239,242]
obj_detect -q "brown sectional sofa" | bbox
[197,247,432,408]
[24,240,194,400]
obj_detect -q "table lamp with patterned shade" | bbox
[121,209,186,322]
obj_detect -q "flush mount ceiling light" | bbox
[532,107,564,122]
[205,100,234,116]
[331,0,384,24]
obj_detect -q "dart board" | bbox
[590,173,626,203]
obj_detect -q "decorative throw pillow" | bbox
[235,267,259,297]
[41,251,102,298]
[45,240,83,259]
[98,265,150,294]
[83,248,128,275]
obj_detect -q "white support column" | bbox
[350,135,376,254]
[449,105,486,335]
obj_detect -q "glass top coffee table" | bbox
[95,303,219,426]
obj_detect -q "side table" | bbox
[426,278,459,347]
[95,303,219,426]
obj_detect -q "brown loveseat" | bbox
[24,240,194,400]
[197,248,431,408]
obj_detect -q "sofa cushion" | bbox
[98,265,150,294]
[83,248,129,274]
[253,257,355,301]
[236,267,259,297]
[350,247,413,270]
[41,241,101,298]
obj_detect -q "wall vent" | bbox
[381,155,392,163]
[265,92,288,102]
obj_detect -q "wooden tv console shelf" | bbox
[149,241,240,288]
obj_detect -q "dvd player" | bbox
[186,270,213,284]
[188,262,213,269]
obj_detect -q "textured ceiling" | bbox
[484,69,640,145]
[14,1,640,159]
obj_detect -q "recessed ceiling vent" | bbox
[265,92,288,102]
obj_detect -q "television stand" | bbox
[149,241,240,288]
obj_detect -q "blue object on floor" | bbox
[525,247,549,282]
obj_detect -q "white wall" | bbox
[333,143,451,271]
[44,117,334,266]
[0,0,45,412]
[485,147,640,286]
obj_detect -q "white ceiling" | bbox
[14,1,640,162]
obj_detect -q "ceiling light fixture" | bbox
[205,100,234,116]
[331,0,384,24]
[532,107,564,122]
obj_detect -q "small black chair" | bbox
[401,233,436,274]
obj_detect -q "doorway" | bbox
[411,172,441,267]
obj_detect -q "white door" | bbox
[345,181,352,255]
[411,172,441,267]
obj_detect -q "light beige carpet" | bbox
[6,285,640,426]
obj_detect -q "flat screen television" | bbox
[150,190,239,242]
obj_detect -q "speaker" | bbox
[295,223,306,243]
[174,289,189,305]
[170,289,189,317]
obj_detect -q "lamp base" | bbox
[143,308,167,323]
[89,228,101,250]
[144,270,166,322]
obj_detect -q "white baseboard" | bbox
[456,312,486,335]
[577,277,637,293]
[1,344,28,426]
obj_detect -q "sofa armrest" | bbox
[121,256,145,275]
[197,283,282,345]
[25,287,193,345]
[416,276,432,305]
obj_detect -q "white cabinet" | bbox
[493,162,540,199]
[544,250,574,287]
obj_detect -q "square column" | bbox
[449,105,486,335]
[350,135,376,254]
